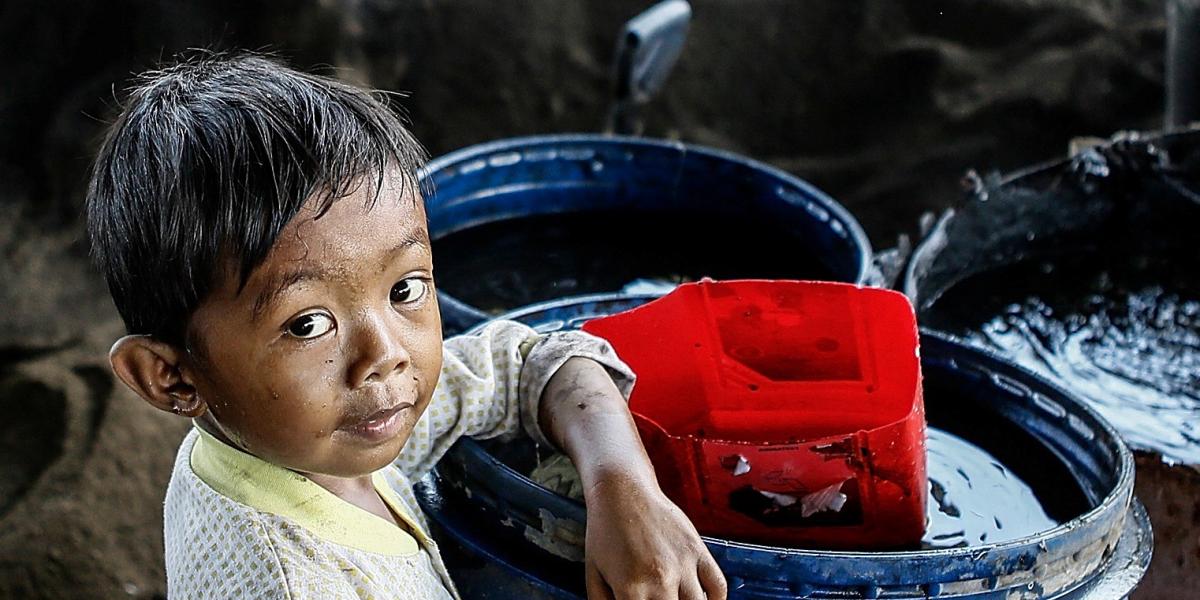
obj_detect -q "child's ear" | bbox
[109,335,206,418]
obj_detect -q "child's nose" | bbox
[346,312,412,388]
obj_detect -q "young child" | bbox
[85,53,726,600]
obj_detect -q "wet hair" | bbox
[86,51,427,345]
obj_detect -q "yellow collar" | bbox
[190,426,428,556]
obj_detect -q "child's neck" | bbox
[195,416,403,529]
[304,471,403,529]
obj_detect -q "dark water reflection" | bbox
[432,212,838,315]
[923,428,1058,549]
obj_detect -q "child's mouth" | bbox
[337,402,414,442]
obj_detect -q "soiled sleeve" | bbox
[393,319,635,479]
[516,326,637,447]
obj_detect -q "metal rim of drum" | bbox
[419,134,875,331]
[899,160,1040,307]
[418,292,1150,599]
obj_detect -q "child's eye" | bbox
[390,278,429,305]
[286,311,335,339]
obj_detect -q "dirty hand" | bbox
[583,468,727,600]
[539,357,727,599]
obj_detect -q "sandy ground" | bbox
[0,214,188,599]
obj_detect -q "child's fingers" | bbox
[699,556,728,600]
[679,574,707,600]
[585,564,618,600]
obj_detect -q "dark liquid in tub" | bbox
[491,425,1070,550]
[433,211,839,315]
[924,244,1200,465]
[922,428,1058,549]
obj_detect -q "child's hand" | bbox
[583,467,726,600]
[539,357,727,599]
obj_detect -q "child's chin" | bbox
[363,432,412,470]
[315,447,404,479]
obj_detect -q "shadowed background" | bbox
[0,1,1190,599]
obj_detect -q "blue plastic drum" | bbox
[420,135,874,334]
[415,294,1151,599]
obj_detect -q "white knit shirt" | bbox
[162,320,634,599]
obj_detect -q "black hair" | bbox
[86,51,428,345]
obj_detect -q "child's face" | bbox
[186,172,443,478]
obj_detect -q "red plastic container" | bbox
[582,280,926,549]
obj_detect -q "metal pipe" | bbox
[1167,0,1200,129]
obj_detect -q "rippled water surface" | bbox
[925,248,1200,464]
[922,428,1058,549]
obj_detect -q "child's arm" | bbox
[393,319,725,599]
[394,319,634,478]
[540,357,728,600]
